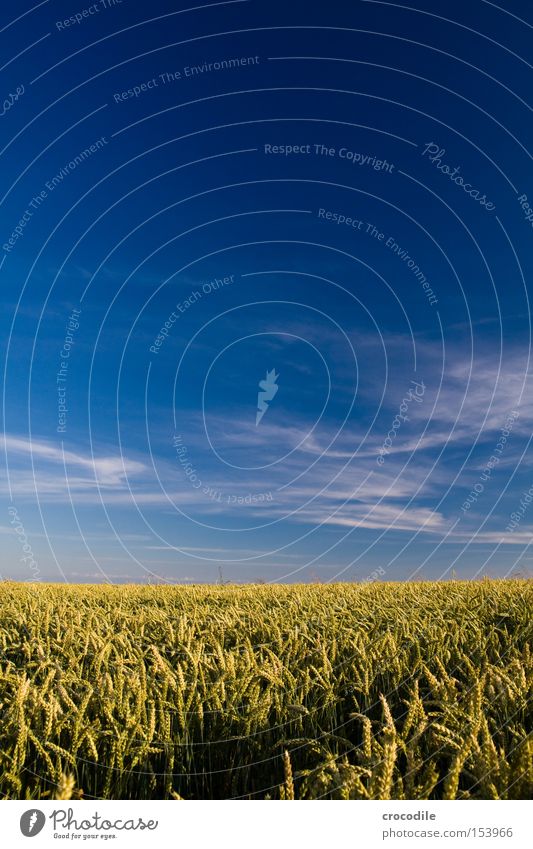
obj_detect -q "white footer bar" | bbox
[1,799,529,848]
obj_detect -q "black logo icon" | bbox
[20,810,46,837]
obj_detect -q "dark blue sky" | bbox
[1,0,532,583]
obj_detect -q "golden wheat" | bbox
[0,579,530,800]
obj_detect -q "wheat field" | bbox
[0,579,531,800]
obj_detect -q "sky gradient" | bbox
[1,0,533,583]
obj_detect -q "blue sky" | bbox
[1,0,533,583]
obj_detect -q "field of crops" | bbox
[0,579,531,800]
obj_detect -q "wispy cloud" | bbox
[2,340,531,555]
[1,434,147,492]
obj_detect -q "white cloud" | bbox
[1,434,147,492]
